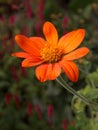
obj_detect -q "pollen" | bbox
[40,45,63,63]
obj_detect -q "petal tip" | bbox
[73,77,78,82]
[81,29,85,35]
[43,21,58,45]
[15,34,25,42]
[86,48,90,54]
[15,35,20,41]
[21,62,26,68]
[77,29,85,36]
[82,47,90,55]
[44,21,52,26]
[11,53,15,57]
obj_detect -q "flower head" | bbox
[12,21,89,82]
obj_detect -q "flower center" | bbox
[40,45,63,63]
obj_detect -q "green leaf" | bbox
[86,72,98,86]
[95,123,98,130]
[86,88,98,100]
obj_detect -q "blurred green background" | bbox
[0,0,98,130]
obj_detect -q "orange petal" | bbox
[58,29,85,53]
[63,47,89,60]
[36,63,61,82]
[12,52,30,58]
[15,35,42,56]
[35,64,48,82]
[22,57,43,67]
[60,60,79,82]
[46,63,61,80]
[29,37,46,50]
[43,21,58,45]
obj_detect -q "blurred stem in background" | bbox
[56,76,98,111]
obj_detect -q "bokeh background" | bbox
[0,0,98,130]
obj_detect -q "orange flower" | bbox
[12,21,89,82]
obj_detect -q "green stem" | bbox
[56,76,90,106]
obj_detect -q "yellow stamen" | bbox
[40,45,63,63]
